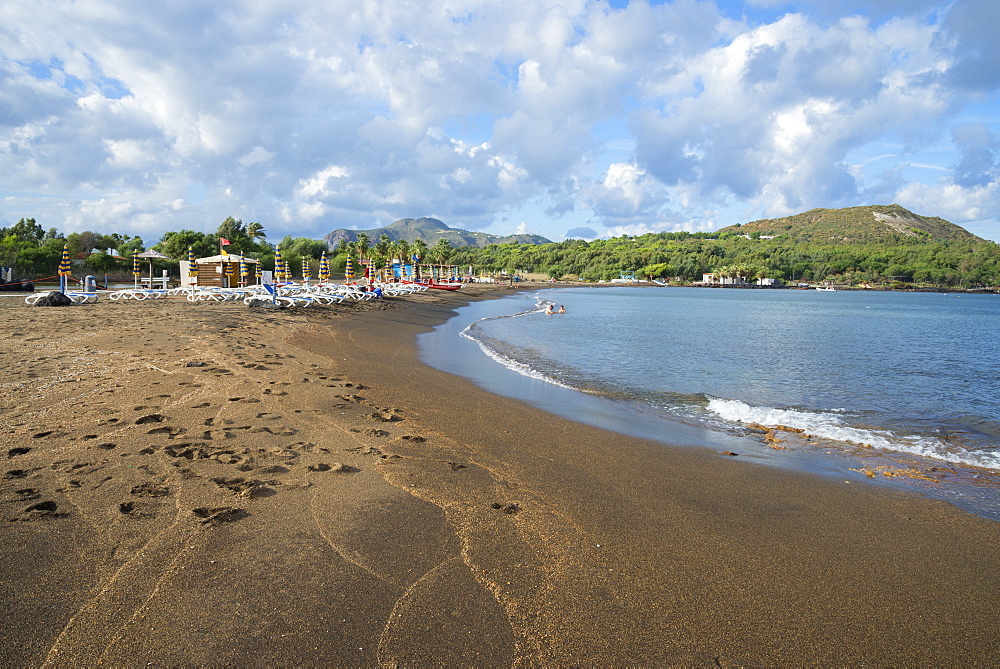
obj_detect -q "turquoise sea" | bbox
[419,286,1000,520]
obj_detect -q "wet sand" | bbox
[1,286,998,665]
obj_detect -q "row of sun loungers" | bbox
[27,282,429,307]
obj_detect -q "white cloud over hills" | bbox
[1,0,998,243]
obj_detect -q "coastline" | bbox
[1,286,998,665]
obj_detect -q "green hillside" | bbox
[721,204,983,244]
[322,217,551,249]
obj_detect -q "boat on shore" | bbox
[403,279,462,291]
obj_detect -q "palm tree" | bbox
[410,239,428,280]
[352,233,371,262]
[247,222,266,241]
[430,238,454,265]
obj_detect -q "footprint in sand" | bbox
[8,447,31,457]
[308,462,358,473]
[210,477,276,498]
[135,414,166,425]
[191,506,249,526]
[348,428,389,438]
[130,482,172,497]
[367,408,403,423]
[11,500,65,521]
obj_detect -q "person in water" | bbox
[557,305,565,313]
[544,304,554,314]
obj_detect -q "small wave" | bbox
[706,398,1000,469]
[460,323,574,389]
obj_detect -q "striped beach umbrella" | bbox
[131,252,140,288]
[58,243,72,293]
[274,247,283,282]
[239,258,248,284]
[302,259,311,282]
[59,244,72,276]
[254,261,262,283]
[187,246,198,285]
[319,251,329,282]
[345,256,354,281]
[224,258,236,285]
[384,258,391,282]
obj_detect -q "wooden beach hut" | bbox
[181,254,261,288]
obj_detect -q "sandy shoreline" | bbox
[1,285,998,665]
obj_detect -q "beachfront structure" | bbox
[181,254,261,288]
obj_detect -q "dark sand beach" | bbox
[1,285,998,665]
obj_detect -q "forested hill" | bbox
[720,204,983,244]
[323,217,551,248]
[445,205,999,287]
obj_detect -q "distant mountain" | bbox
[322,217,552,249]
[720,204,983,244]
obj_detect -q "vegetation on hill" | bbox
[722,204,982,244]
[3,205,998,289]
[323,217,551,248]
[446,230,1000,287]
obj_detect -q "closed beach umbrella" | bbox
[384,258,391,282]
[59,244,72,277]
[58,243,72,293]
[319,251,329,282]
[224,258,236,286]
[345,256,354,281]
[274,247,283,282]
[131,253,140,288]
[254,261,261,283]
[240,258,248,284]
[187,246,198,285]
[302,259,310,282]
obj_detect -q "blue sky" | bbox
[2,0,998,244]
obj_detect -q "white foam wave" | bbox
[460,323,574,389]
[707,398,1000,469]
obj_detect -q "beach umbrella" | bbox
[58,243,72,293]
[274,247,283,282]
[319,251,329,282]
[59,243,71,276]
[224,259,236,286]
[384,258,391,282]
[239,258,248,285]
[131,253,141,288]
[345,256,354,282]
[135,249,170,288]
[187,246,198,285]
[254,261,262,284]
[302,259,311,282]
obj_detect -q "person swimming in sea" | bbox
[544,304,554,314]
[557,305,565,313]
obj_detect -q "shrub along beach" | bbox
[1,283,998,665]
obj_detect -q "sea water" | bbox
[418,286,1000,519]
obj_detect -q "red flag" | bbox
[220,238,230,246]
